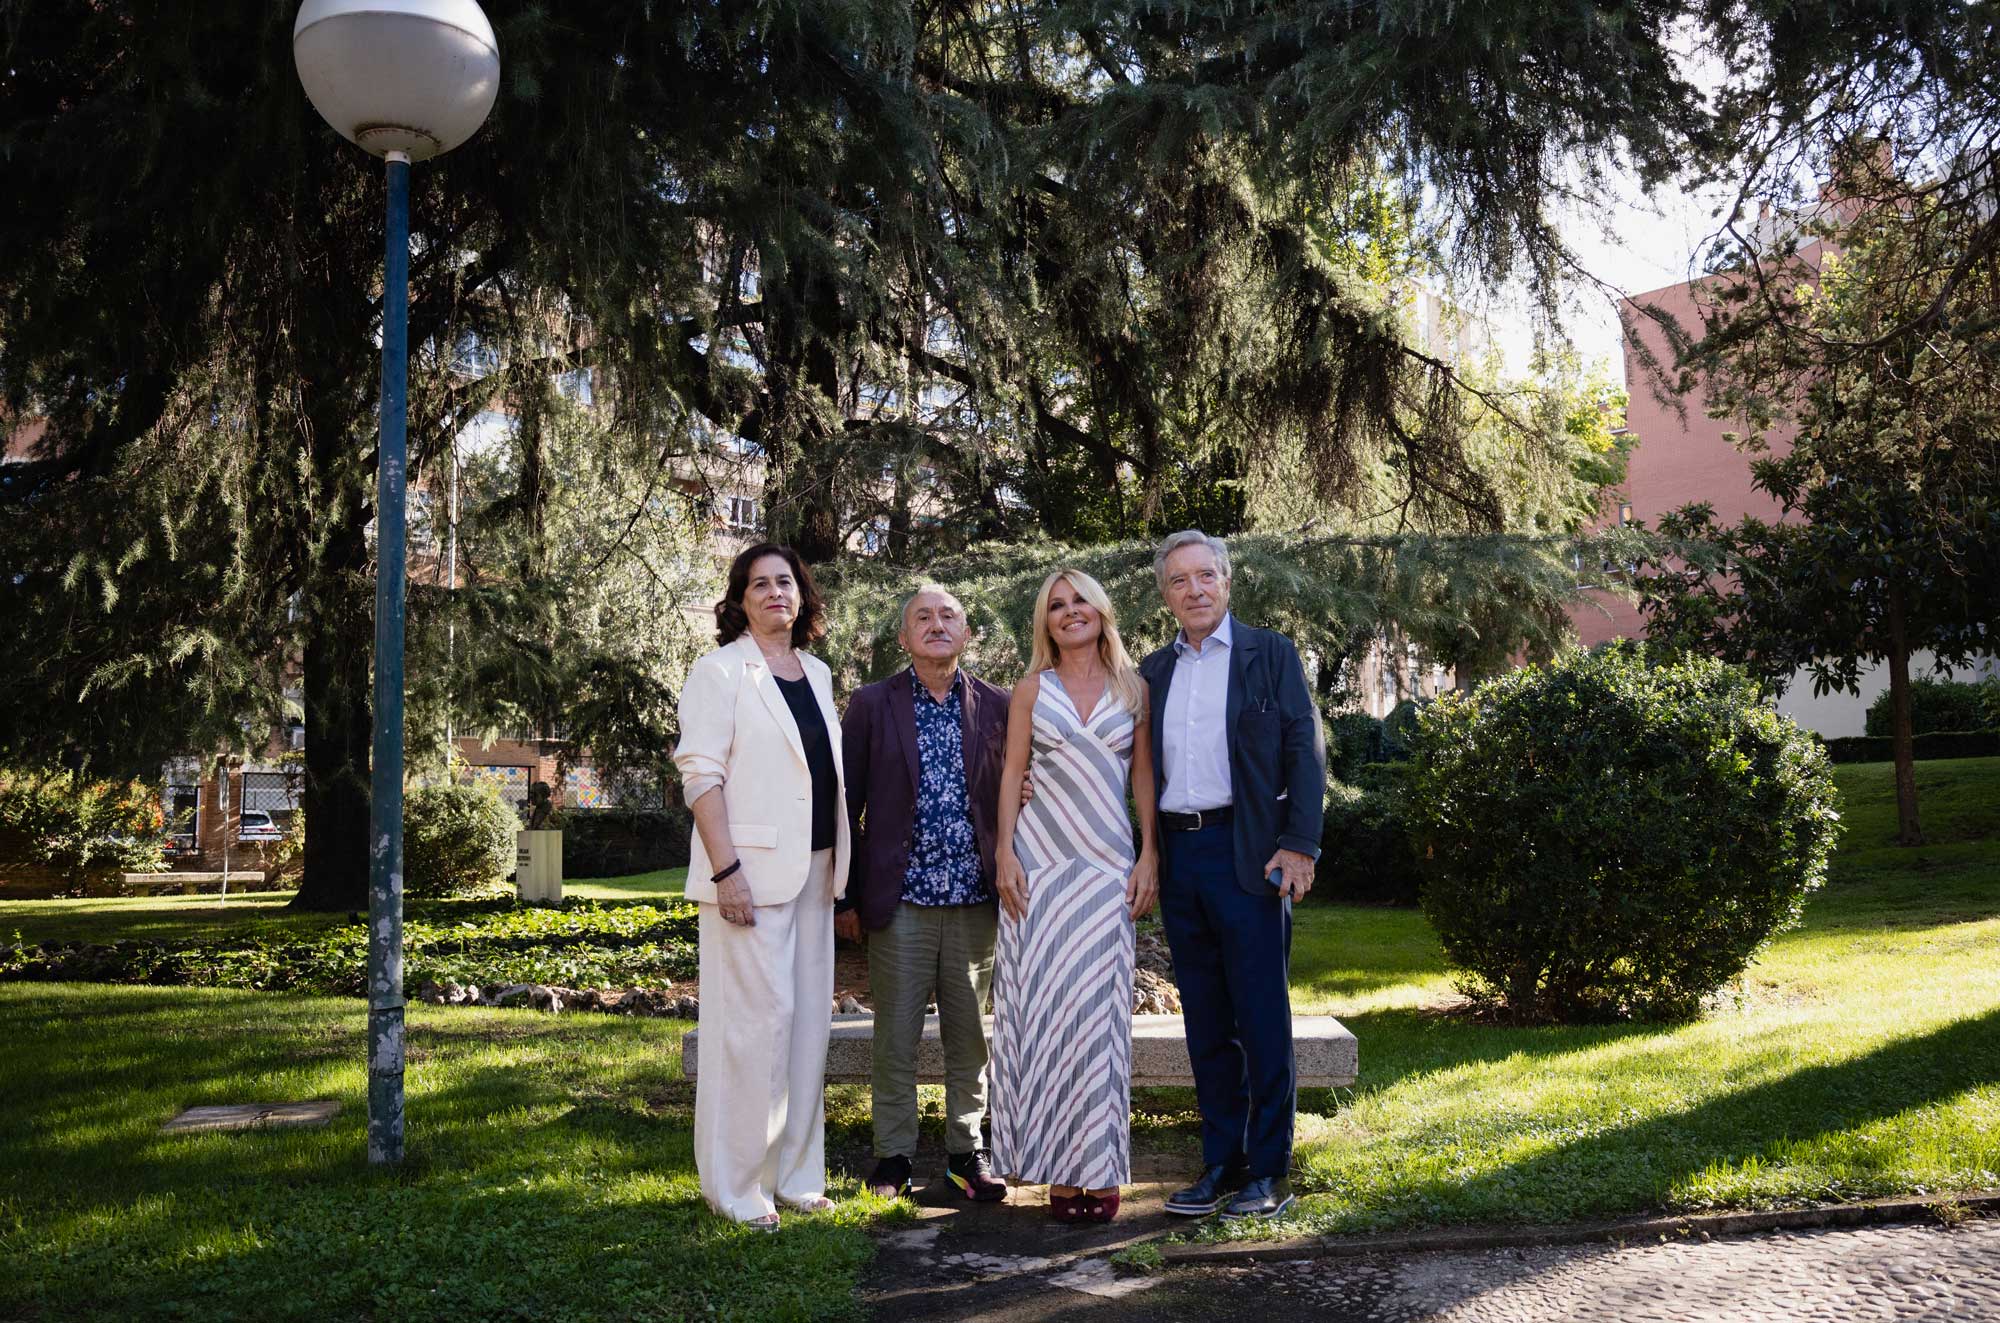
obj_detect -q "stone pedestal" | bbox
[515,830,563,903]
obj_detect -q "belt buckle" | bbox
[1189,809,1203,831]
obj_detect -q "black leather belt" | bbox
[1160,807,1232,831]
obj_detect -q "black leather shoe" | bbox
[1220,1175,1295,1221]
[1163,1163,1249,1217]
[866,1154,914,1199]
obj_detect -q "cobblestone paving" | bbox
[1226,1219,2000,1323]
[862,1179,1998,1323]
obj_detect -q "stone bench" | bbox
[119,871,267,894]
[682,1013,1358,1088]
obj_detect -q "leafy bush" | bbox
[0,769,167,892]
[1318,772,1424,905]
[0,898,697,994]
[403,783,518,898]
[1380,698,1425,758]
[1821,729,2000,764]
[1317,702,1429,905]
[1406,646,1841,1023]
[1325,702,1424,782]
[559,806,693,877]
[1863,676,1998,737]
[1327,712,1387,782]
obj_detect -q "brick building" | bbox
[1575,237,1995,735]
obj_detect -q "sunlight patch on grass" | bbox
[564,868,687,902]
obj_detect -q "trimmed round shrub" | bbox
[403,783,517,899]
[1406,645,1841,1023]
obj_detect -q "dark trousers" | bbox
[1158,822,1296,1178]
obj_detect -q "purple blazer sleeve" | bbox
[837,684,877,912]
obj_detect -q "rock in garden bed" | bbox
[418,978,701,1019]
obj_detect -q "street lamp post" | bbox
[293,0,499,1166]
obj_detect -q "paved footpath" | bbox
[862,1180,2000,1322]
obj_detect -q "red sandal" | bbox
[1077,1191,1120,1223]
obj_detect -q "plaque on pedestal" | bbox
[516,830,563,903]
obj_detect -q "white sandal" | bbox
[743,1212,780,1233]
[779,1194,836,1214]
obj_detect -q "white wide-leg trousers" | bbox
[693,849,835,1222]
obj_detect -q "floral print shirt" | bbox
[903,669,989,906]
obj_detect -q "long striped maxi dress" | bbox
[989,670,1136,1190]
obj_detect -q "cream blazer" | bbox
[673,634,851,907]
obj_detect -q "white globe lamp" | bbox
[294,0,499,162]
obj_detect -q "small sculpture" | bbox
[525,780,555,830]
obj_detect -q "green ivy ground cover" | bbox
[2,898,698,995]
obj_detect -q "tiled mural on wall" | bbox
[464,764,533,808]
[565,766,602,809]
[461,763,663,811]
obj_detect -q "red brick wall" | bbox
[1573,269,1804,648]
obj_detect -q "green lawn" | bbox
[0,984,889,1323]
[564,867,687,903]
[2,763,1996,1315]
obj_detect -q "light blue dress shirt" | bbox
[1160,612,1234,813]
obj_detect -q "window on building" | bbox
[727,495,759,531]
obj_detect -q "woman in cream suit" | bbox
[673,542,851,1230]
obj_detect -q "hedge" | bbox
[1821,729,2000,764]
[1318,769,1423,906]
[558,806,693,877]
[1863,677,1998,738]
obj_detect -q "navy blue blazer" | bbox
[1139,616,1327,895]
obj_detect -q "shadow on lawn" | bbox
[3,1151,857,1323]
[1326,1006,1660,1098]
[0,989,691,1195]
[1442,1003,2000,1218]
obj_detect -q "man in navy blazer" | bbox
[1140,530,1326,1222]
[839,585,1011,1203]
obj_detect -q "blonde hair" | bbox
[1027,568,1146,715]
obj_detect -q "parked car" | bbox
[237,810,284,842]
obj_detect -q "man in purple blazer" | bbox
[839,584,1011,1202]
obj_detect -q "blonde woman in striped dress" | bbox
[989,568,1159,1222]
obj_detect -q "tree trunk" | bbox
[291,535,376,911]
[1885,583,1922,846]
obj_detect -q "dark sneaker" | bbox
[1163,1163,1249,1217]
[1220,1175,1295,1221]
[946,1148,1008,1202]
[866,1154,914,1199]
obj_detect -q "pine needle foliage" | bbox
[817,526,1650,694]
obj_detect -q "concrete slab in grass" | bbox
[162,1102,342,1134]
